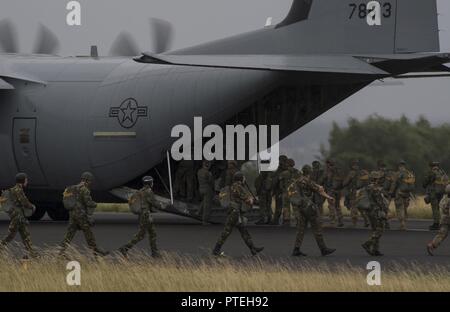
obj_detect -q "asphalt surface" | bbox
[1,212,449,270]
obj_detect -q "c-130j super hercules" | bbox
[0,0,449,221]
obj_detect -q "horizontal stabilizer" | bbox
[138,53,389,75]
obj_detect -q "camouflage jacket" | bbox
[343,169,370,194]
[288,176,321,199]
[389,168,415,196]
[365,183,388,214]
[423,167,448,195]
[9,184,33,219]
[323,167,343,192]
[230,181,253,209]
[73,183,97,216]
[197,168,214,192]
[311,168,325,186]
[139,185,161,213]
[439,195,450,225]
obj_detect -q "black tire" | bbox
[46,203,70,221]
[27,205,47,221]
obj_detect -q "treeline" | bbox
[320,115,450,188]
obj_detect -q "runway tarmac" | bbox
[1,212,449,270]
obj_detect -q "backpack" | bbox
[0,189,15,214]
[63,185,82,211]
[128,191,144,215]
[355,189,371,211]
[399,170,416,193]
[434,169,449,194]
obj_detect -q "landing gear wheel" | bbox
[46,203,69,221]
[27,205,47,221]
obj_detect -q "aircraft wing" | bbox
[0,57,47,89]
[137,53,390,75]
[0,77,13,89]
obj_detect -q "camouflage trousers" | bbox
[122,213,158,253]
[272,192,283,224]
[365,213,385,251]
[349,196,369,226]
[430,195,443,224]
[282,193,292,222]
[198,188,214,223]
[258,192,273,221]
[313,194,325,216]
[327,191,343,224]
[394,195,410,227]
[60,214,100,253]
[216,208,254,250]
[0,217,37,257]
[431,224,449,248]
[293,208,326,251]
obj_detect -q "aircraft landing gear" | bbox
[46,203,69,221]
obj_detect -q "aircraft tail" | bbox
[171,0,440,55]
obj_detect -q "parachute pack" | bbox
[63,185,82,211]
[399,170,416,193]
[0,189,15,214]
[128,191,144,215]
[434,169,449,194]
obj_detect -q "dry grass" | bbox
[0,248,449,292]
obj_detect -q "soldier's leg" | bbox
[282,193,291,224]
[293,213,307,251]
[431,197,441,226]
[272,193,283,225]
[147,221,159,257]
[1,217,20,246]
[371,218,385,255]
[214,210,239,254]
[236,223,262,255]
[309,216,326,252]
[78,219,105,254]
[395,197,406,230]
[358,208,370,227]
[334,193,344,226]
[349,197,359,226]
[431,225,449,249]
[18,222,38,257]
[121,219,147,251]
[327,196,336,223]
[60,218,79,253]
[202,190,213,223]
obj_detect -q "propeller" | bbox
[0,19,19,53]
[0,19,60,55]
[109,18,174,57]
[33,23,60,55]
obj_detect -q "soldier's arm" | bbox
[15,188,34,210]
[80,187,97,213]
[389,173,400,195]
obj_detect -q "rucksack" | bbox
[63,185,82,211]
[0,190,15,214]
[434,169,449,194]
[399,170,416,193]
[128,191,144,215]
[355,188,371,211]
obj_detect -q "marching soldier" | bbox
[361,171,389,256]
[278,159,297,225]
[270,155,288,225]
[118,176,162,258]
[288,165,336,257]
[311,161,326,215]
[197,160,215,225]
[423,161,448,231]
[389,161,416,230]
[254,171,273,225]
[342,160,370,227]
[323,159,344,227]
[213,172,264,257]
[427,185,450,256]
[0,173,38,258]
[377,160,392,229]
[222,160,239,187]
[59,172,108,257]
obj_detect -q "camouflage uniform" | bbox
[288,175,335,256]
[311,161,325,215]
[271,156,288,225]
[213,179,262,255]
[60,182,105,255]
[389,163,415,230]
[377,162,393,229]
[278,162,294,224]
[342,162,370,227]
[222,161,239,187]
[0,184,37,257]
[323,161,344,227]
[197,163,215,224]
[173,160,195,202]
[254,171,273,224]
[429,194,450,251]
[361,175,389,256]
[423,163,448,229]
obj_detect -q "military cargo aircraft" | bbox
[1,0,449,221]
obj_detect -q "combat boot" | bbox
[250,246,264,256]
[362,241,374,256]
[321,247,336,256]
[429,223,440,231]
[152,250,161,259]
[372,250,384,257]
[292,247,307,257]
[93,248,109,257]
[118,247,129,258]
[427,243,435,256]
[212,243,225,257]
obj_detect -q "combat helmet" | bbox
[142,176,154,187]
[81,171,94,182]
[302,165,312,176]
[15,172,27,184]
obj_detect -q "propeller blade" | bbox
[0,19,19,53]
[109,32,140,56]
[33,23,60,55]
[150,18,173,54]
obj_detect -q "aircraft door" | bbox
[12,118,48,186]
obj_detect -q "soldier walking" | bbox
[389,161,415,230]
[288,165,336,257]
[59,172,108,257]
[423,161,448,231]
[311,161,325,215]
[270,155,288,225]
[254,171,273,225]
[0,173,38,258]
[197,160,215,225]
[213,172,264,257]
[361,171,389,256]
[323,159,344,227]
[119,176,162,258]
[427,185,450,256]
